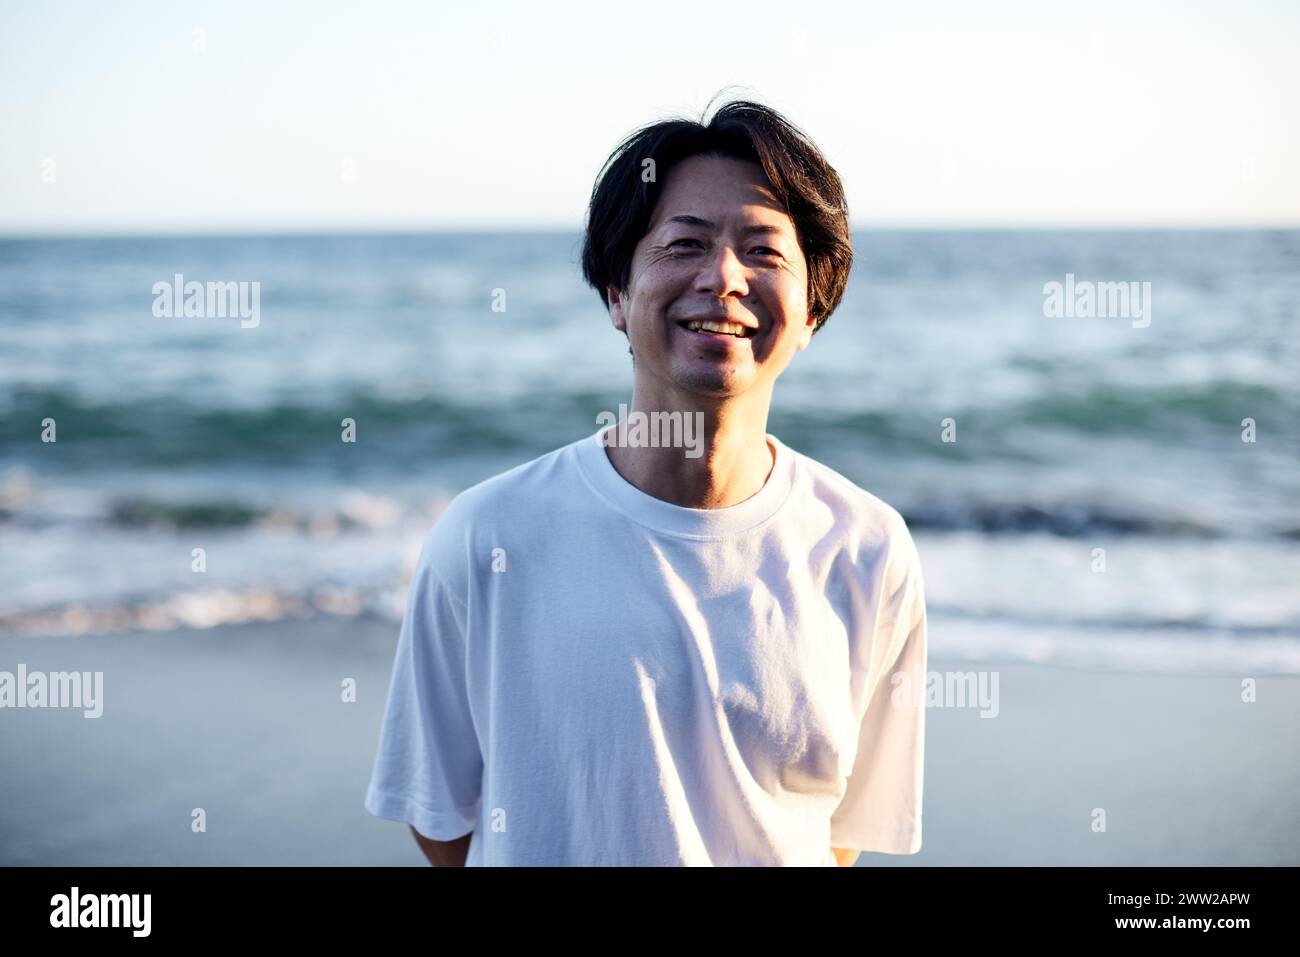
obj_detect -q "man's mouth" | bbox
[675,318,756,339]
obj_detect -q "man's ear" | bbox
[606,285,627,332]
[796,310,817,351]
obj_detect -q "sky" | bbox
[1,0,1297,234]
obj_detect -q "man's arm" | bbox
[831,846,860,867]
[411,825,472,866]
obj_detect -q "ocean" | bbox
[1,229,1297,673]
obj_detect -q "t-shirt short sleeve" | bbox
[828,527,927,855]
[364,531,483,841]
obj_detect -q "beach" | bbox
[2,230,1296,866]
[2,618,1295,866]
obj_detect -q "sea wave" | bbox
[0,484,1288,540]
[3,378,1296,466]
[3,586,1296,675]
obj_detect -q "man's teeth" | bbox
[686,319,748,336]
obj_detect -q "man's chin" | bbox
[665,363,753,399]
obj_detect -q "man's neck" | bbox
[602,396,776,510]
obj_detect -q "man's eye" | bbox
[666,239,780,258]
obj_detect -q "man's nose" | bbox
[693,244,749,298]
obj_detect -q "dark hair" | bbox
[580,95,853,335]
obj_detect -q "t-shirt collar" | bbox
[574,423,796,538]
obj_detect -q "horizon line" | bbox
[2,221,1298,240]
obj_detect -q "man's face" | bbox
[607,154,815,400]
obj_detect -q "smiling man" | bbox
[365,98,928,867]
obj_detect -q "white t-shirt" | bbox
[365,425,927,866]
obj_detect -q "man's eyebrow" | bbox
[661,214,787,237]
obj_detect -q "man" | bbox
[365,98,927,866]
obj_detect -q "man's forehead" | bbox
[649,158,789,229]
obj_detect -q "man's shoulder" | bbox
[784,444,925,602]
[786,443,913,545]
